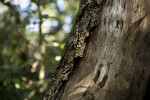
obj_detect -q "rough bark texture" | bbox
[44,0,150,100]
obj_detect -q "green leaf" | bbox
[12,78,20,84]
[41,14,49,19]
[4,79,11,86]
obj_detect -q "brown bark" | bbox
[44,0,150,100]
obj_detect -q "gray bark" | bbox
[44,0,150,100]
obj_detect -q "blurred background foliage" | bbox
[0,0,79,99]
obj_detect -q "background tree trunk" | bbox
[44,0,150,100]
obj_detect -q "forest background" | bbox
[0,0,79,99]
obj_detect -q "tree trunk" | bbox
[44,0,150,100]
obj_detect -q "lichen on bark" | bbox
[44,0,106,100]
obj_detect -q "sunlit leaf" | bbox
[60,43,65,49]
[15,83,21,89]
[55,56,61,61]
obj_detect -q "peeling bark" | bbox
[44,0,150,100]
